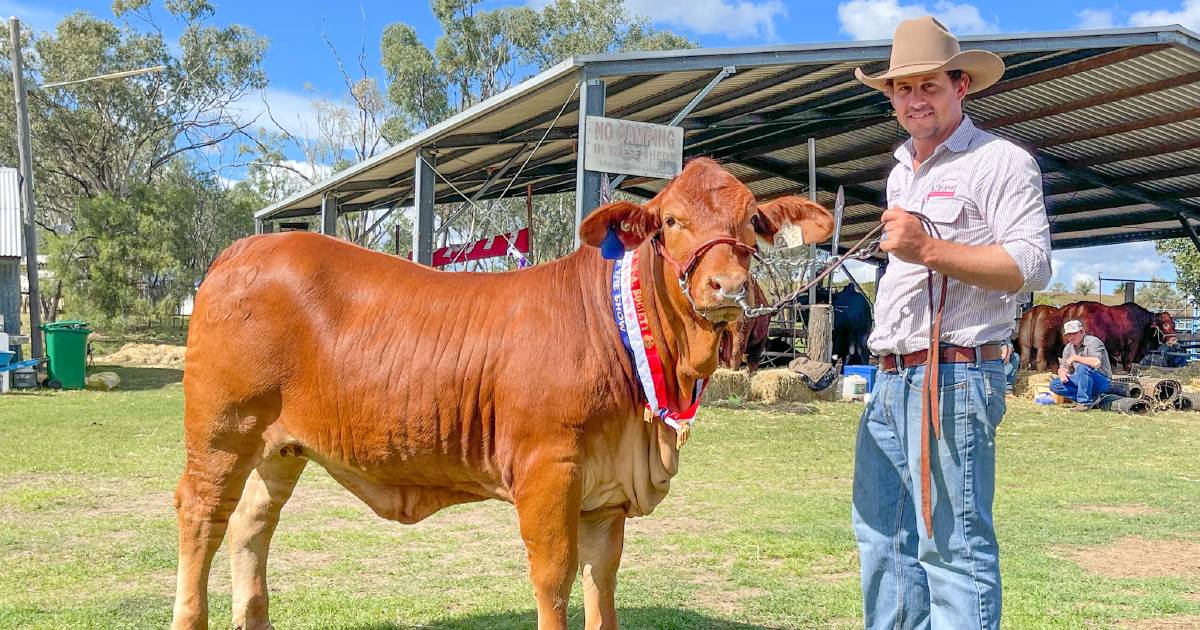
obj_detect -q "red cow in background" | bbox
[1058,301,1179,372]
[1016,304,1064,371]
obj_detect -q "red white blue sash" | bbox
[611,249,706,430]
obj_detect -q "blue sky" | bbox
[12,0,1200,286]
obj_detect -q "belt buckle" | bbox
[894,353,905,372]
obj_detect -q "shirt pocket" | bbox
[921,198,965,225]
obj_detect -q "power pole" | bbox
[9,17,42,358]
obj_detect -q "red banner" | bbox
[432,228,529,267]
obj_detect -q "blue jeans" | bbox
[852,360,1005,630]
[1004,352,1019,392]
[1048,364,1110,406]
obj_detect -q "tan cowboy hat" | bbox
[855,16,1005,94]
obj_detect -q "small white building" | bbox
[0,167,21,337]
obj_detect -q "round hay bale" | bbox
[702,368,752,403]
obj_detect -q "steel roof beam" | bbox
[1052,226,1190,249]
[1039,107,1200,148]
[983,70,1200,128]
[1038,153,1200,220]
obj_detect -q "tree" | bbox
[0,1,267,322]
[0,1,267,221]
[1074,278,1096,295]
[47,160,257,326]
[1158,238,1200,306]
[377,0,695,264]
[1136,278,1184,312]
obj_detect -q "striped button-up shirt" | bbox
[868,115,1052,356]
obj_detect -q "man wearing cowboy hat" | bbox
[850,17,1052,630]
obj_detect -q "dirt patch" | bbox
[96,342,185,366]
[1060,536,1200,579]
[1119,616,1200,629]
[1073,504,1162,517]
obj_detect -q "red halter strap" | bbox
[651,236,755,288]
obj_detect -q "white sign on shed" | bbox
[0,168,21,258]
[583,116,683,180]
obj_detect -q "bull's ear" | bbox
[578,200,661,256]
[754,196,834,247]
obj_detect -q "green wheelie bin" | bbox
[42,320,92,390]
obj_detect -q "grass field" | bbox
[1,364,1198,629]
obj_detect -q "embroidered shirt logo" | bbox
[927,180,957,199]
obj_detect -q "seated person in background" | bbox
[1001,340,1019,394]
[1050,319,1113,411]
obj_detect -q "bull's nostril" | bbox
[710,278,723,292]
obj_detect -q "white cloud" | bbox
[216,175,242,190]
[232,88,323,141]
[1075,8,1117,29]
[842,258,880,283]
[837,0,997,41]
[529,0,788,39]
[1129,0,1200,31]
[624,0,786,39]
[0,0,64,34]
[1049,242,1177,292]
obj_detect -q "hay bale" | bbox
[97,343,185,366]
[1013,371,1053,399]
[702,368,752,403]
[750,368,836,403]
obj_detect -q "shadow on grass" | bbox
[350,608,784,629]
[89,364,183,391]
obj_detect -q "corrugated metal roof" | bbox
[256,25,1200,251]
[0,168,21,258]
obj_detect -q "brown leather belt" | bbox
[878,343,1005,373]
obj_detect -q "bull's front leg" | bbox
[578,507,626,630]
[514,460,582,630]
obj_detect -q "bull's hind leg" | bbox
[578,508,626,630]
[229,450,307,630]
[171,406,272,630]
[514,462,582,630]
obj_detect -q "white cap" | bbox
[1063,319,1084,334]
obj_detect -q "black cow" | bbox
[796,284,874,365]
[832,284,872,365]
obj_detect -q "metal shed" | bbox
[254,25,1200,262]
[0,167,22,336]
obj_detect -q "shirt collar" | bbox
[893,114,978,168]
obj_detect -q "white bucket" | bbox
[842,374,868,401]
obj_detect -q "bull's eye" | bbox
[665,216,677,228]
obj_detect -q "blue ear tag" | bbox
[601,224,625,260]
